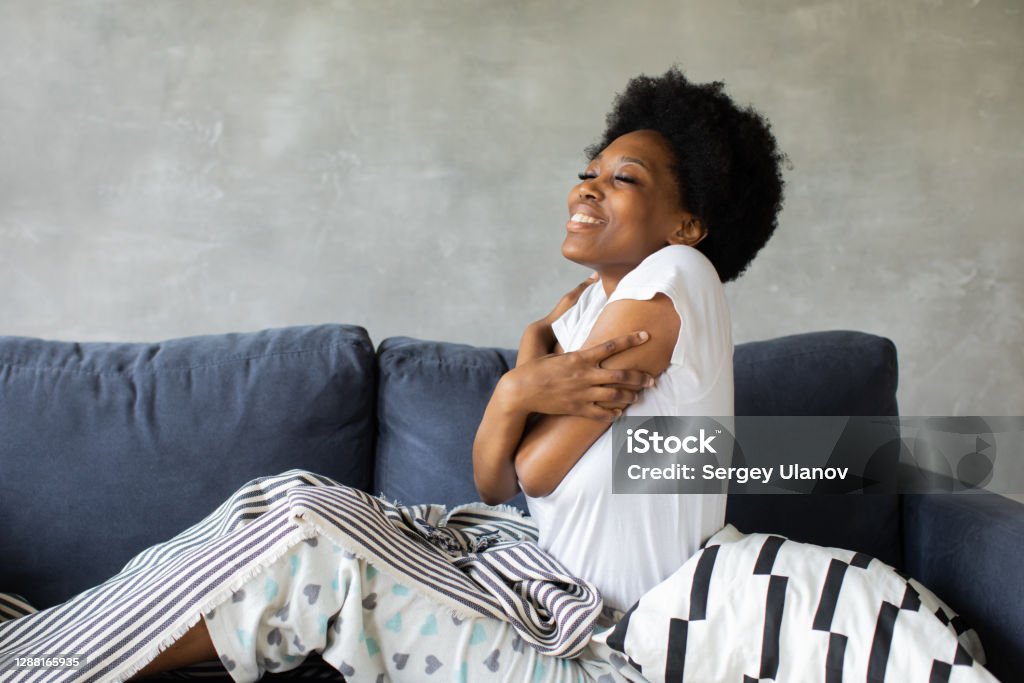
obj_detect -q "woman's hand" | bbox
[538,272,599,328]
[500,330,655,422]
[516,273,600,368]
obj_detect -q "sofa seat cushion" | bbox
[0,324,376,609]
[903,492,1024,682]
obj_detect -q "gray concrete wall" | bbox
[1,0,1021,419]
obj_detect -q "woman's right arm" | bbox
[471,375,531,505]
[471,331,654,505]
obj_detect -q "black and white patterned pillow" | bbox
[592,524,996,683]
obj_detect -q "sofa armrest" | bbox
[903,492,1024,681]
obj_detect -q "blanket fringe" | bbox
[110,522,317,683]
[447,500,530,520]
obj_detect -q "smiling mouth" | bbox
[569,213,603,224]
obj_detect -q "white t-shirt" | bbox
[522,244,734,612]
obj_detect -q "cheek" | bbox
[612,197,653,230]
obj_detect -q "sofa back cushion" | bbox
[375,337,524,510]
[0,324,376,609]
[725,330,902,568]
[376,330,902,567]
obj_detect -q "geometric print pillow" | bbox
[591,524,997,683]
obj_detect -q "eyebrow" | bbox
[592,154,650,169]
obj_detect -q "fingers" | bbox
[571,273,598,294]
[581,402,623,422]
[554,273,600,316]
[594,368,656,390]
[591,387,640,406]
[580,330,650,363]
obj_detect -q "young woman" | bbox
[473,67,785,617]
[130,65,787,680]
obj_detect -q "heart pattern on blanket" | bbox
[339,661,355,676]
[425,654,443,674]
[484,649,501,672]
[511,634,525,653]
[385,612,402,632]
[420,614,438,635]
[393,652,409,670]
[1,471,602,682]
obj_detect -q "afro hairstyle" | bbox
[587,66,789,282]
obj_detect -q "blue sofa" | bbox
[0,324,1020,681]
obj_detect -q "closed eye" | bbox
[577,172,637,184]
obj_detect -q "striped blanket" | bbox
[0,470,602,682]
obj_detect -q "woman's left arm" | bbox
[472,328,656,505]
[513,293,680,498]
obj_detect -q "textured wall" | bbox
[1,1,1021,417]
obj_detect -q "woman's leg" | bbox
[317,552,602,683]
[128,619,217,679]
[197,533,625,682]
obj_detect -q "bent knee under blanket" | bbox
[0,469,605,682]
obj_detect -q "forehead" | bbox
[594,130,674,169]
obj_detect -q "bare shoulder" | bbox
[582,294,679,376]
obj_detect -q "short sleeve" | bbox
[606,245,731,370]
[551,310,572,353]
[551,280,604,353]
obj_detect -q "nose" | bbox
[577,178,602,201]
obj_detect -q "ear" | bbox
[667,215,707,247]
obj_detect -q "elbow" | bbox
[474,473,518,506]
[476,486,502,507]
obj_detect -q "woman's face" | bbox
[562,129,702,276]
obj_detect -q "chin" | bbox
[560,240,595,268]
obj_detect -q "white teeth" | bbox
[571,213,602,224]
